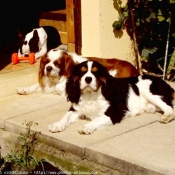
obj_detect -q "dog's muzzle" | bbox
[46,66,52,72]
[85,77,92,84]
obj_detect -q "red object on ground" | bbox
[11,53,36,64]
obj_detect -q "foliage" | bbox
[4,121,41,170]
[113,0,175,79]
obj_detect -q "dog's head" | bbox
[19,29,39,55]
[39,49,75,86]
[66,61,109,103]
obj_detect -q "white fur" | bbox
[78,116,113,134]
[17,49,119,96]
[17,75,67,97]
[17,83,41,95]
[109,69,117,77]
[48,88,112,134]
[69,52,87,63]
[17,50,88,96]
[80,61,98,91]
[17,50,67,96]
[126,76,175,123]
[18,27,47,60]
[44,50,62,77]
[48,61,113,134]
[49,61,175,134]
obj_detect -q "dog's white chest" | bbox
[81,100,100,118]
[74,90,110,121]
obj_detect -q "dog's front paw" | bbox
[78,125,94,134]
[48,122,66,132]
[159,114,175,124]
[17,87,27,95]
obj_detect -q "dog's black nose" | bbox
[85,77,92,84]
[46,66,52,72]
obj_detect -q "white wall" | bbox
[81,0,135,63]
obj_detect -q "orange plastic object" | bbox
[11,53,36,65]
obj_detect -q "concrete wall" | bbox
[81,0,135,64]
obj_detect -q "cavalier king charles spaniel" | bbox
[17,48,139,96]
[48,61,175,134]
[18,26,62,60]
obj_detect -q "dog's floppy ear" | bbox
[38,55,48,88]
[29,30,39,53]
[66,73,81,104]
[33,30,39,41]
[63,52,75,77]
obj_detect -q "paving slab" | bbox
[1,61,175,175]
[86,121,175,175]
[0,93,69,128]
[0,66,39,98]
[4,93,162,158]
[0,59,40,74]
[4,98,173,175]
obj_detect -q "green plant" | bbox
[113,0,175,79]
[113,2,129,30]
[4,121,41,170]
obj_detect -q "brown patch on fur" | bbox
[74,76,79,82]
[173,92,175,99]
[38,55,50,88]
[100,77,106,84]
[49,51,75,77]
[38,51,75,88]
[87,57,139,78]
[60,51,75,77]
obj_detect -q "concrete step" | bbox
[0,93,70,129]
[1,62,175,174]
[0,62,39,98]
[2,90,175,174]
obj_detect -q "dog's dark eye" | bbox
[54,62,61,67]
[43,57,50,64]
[23,41,27,45]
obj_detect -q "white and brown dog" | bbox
[17,48,139,96]
[18,26,62,59]
[48,61,175,134]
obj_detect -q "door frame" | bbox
[66,0,82,54]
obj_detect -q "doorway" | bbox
[39,0,82,54]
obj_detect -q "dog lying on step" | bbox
[18,26,62,59]
[17,49,139,96]
[48,60,175,134]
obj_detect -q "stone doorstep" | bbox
[2,93,174,175]
[0,66,39,98]
[0,130,123,175]
[3,113,174,175]
[1,88,175,175]
[0,63,175,175]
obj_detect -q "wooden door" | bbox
[40,0,82,54]
[66,0,81,54]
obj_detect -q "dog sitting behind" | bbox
[17,49,139,96]
[18,26,62,59]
